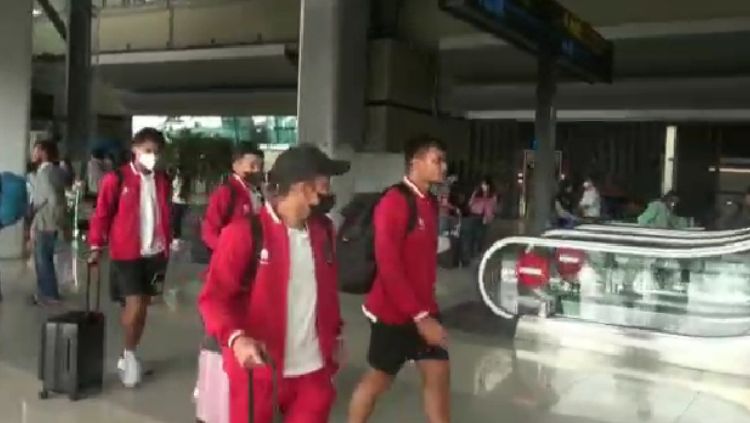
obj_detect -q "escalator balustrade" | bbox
[480,238,750,337]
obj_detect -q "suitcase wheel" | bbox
[68,392,79,402]
[39,390,49,400]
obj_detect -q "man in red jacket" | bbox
[88,127,172,388]
[201,142,265,252]
[199,145,349,423]
[349,135,450,423]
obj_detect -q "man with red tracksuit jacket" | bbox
[88,127,172,388]
[202,142,265,252]
[349,135,451,423]
[199,145,349,423]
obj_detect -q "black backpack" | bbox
[193,179,240,264]
[336,183,422,295]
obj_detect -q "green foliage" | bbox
[163,129,233,185]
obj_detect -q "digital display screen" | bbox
[440,0,613,83]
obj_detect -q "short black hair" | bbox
[132,127,166,147]
[232,142,264,163]
[404,134,446,166]
[34,140,59,162]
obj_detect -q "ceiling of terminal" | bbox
[31,0,750,118]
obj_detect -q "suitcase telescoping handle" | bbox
[249,352,280,423]
[85,263,101,312]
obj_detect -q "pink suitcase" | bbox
[195,349,230,423]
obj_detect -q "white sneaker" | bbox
[117,351,142,388]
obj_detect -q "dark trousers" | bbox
[34,230,59,300]
[171,203,188,240]
[460,215,487,264]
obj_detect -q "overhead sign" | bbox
[440,0,614,83]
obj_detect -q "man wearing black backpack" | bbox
[201,143,265,253]
[348,135,450,423]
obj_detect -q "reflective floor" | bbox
[1,258,750,422]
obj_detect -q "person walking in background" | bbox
[348,135,450,423]
[578,176,601,220]
[29,140,67,306]
[170,166,191,249]
[88,128,172,388]
[436,174,459,236]
[461,177,497,264]
[199,145,348,423]
[201,143,265,253]
[554,179,577,228]
[715,188,750,230]
[86,149,109,199]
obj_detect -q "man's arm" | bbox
[198,220,253,347]
[31,167,52,212]
[201,186,230,251]
[373,192,428,320]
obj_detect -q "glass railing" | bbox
[543,228,750,246]
[574,223,750,239]
[479,236,750,338]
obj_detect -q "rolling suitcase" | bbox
[195,342,231,423]
[39,264,105,401]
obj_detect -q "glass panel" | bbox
[481,243,750,337]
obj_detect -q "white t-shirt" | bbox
[283,225,323,377]
[579,187,601,218]
[135,164,164,256]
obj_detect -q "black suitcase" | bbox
[39,265,105,401]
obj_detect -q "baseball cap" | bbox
[268,145,351,187]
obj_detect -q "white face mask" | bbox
[138,152,157,171]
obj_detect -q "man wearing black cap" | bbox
[199,145,349,423]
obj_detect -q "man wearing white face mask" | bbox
[88,127,172,388]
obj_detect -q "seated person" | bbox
[637,191,689,229]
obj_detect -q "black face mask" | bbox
[244,171,265,187]
[312,194,336,216]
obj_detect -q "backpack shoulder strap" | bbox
[242,215,264,289]
[223,178,239,226]
[392,183,418,233]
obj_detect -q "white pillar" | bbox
[0,0,33,258]
[297,0,369,205]
[662,125,678,195]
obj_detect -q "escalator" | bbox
[479,232,750,376]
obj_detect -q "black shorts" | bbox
[367,318,449,376]
[109,255,167,304]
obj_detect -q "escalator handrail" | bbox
[543,229,750,246]
[477,234,750,319]
[574,224,750,239]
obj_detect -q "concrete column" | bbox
[65,0,93,163]
[296,0,369,204]
[0,0,33,259]
[530,51,557,234]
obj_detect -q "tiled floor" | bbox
[1,257,749,423]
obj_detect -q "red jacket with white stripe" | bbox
[201,175,256,251]
[88,164,172,261]
[364,178,440,325]
[198,205,342,380]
